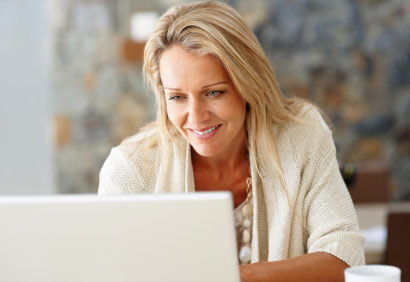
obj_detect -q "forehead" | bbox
[159,45,230,88]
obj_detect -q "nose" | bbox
[187,97,210,126]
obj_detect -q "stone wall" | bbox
[240,0,410,200]
[49,0,156,193]
[50,0,410,199]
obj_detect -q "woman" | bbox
[99,1,365,281]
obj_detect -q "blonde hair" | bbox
[143,1,308,195]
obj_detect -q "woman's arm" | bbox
[240,252,348,282]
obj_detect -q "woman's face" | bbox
[159,45,247,158]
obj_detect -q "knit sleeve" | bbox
[98,147,142,195]
[302,129,365,266]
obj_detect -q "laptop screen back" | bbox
[0,192,240,282]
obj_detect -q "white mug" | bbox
[345,265,401,282]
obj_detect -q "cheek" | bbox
[165,103,183,127]
[225,100,246,124]
[233,109,246,127]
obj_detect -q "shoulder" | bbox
[279,104,332,146]
[117,128,160,163]
[98,128,161,195]
[289,103,331,134]
[276,104,335,169]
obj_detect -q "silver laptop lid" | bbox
[0,192,240,282]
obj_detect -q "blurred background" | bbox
[1,0,409,198]
[0,0,410,276]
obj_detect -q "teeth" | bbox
[194,125,218,135]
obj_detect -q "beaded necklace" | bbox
[238,177,253,264]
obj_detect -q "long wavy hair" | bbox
[143,1,308,193]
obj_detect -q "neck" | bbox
[191,136,249,180]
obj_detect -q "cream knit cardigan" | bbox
[98,108,365,266]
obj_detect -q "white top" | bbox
[98,107,365,266]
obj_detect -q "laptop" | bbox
[0,192,240,282]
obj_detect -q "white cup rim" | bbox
[345,265,401,277]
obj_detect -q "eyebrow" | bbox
[163,81,229,91]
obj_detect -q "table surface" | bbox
[355,202,410,264]
[355,203,388,264]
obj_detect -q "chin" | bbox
[191,144,222,158]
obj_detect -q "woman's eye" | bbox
[168,95,185,102]
[207,90,224,97]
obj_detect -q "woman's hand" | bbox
[239,252,348,282]
[240,262,267,282]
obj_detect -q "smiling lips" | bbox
[188,124,222,139]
